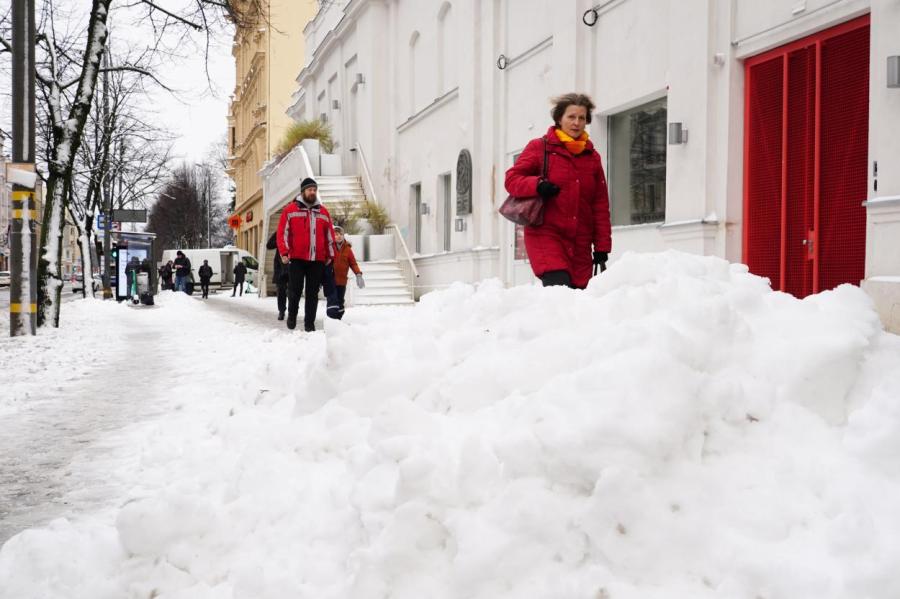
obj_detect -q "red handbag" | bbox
[499,139,548,227]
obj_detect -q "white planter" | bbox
[320,153,342,176]
[366,234,395,261]
[345,235,365,258]
[300,139,321,175]
[357,219,374,235]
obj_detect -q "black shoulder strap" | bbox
[541,138,549,179]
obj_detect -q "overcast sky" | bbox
[0,2,236,164]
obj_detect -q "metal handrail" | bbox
[298,144,314,178]
[354,143,378,206]
[356,144,419,295]
[388,223,419,282]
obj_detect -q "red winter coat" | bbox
[276,199,336,263]
[332,241,361,286]
[505,126,612,288]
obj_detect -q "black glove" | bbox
[536,180,561,200]
[593,251,608,275]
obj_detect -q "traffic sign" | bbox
[111,209,147,223]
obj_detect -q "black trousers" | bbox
[541,269,573,288]
[276,275,288,314]
[288,259,325,328]
[200,279,210,298]
[335,285,347,309]
[232,279,244,296]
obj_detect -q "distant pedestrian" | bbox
[276,177,336,331]
[504,93,611,289]
[266,233,289,320]
[198,259,213,299]
[159,260,174,290]
[173,251,192,293]
[232,261,247,297]
[325,225,363,320]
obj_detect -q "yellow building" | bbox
[227,0,318,257]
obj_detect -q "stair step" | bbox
[356,289,411,298]
[354,297,416,305]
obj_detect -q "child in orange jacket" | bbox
[326,226,364,319]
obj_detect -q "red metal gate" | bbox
[743,15,870,297]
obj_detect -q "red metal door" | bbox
[744,16,870,297]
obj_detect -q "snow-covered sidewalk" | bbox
[2,251,900,599]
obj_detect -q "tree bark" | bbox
[37,0,112,326]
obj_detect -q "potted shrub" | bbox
[275,120,335,166]
[358,201,394,261]
[325,200,365,252]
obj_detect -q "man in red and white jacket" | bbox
[276,177,336,331]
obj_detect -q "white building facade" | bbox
[279,0,900,330]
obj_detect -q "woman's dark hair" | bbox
[550,93,596,126]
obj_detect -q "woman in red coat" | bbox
[505,93,612,288]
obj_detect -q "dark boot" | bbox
[286,314,297,330]
[277,311,285,321]
[304,323,315,332]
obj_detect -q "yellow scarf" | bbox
[555,129,589,155]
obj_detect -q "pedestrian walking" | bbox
[232,261,248,297]
[504,93,611,289]
[198,260,213,299]
[159,260,174,290]
[266,233,289,320]
[325,225,363,320]
[276,177,336,331]
[173,251,192,293]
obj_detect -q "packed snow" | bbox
[2,251,900,599]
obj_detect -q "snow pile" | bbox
[3,251,900,599]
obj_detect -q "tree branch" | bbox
[140,0,202,31]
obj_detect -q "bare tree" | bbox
[0,0,264,327]
[68,65,174,297]
[146,161,230,261]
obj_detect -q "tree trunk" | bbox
[37,0,112,326]
[76,215,96,298]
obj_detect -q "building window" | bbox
[410,183,422,253]
[608,97,667,226]
[437,2,455,95]
[439,172,452,252]
[409,31,420,114]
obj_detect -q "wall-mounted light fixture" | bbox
[889,56,900,88]
[668,122,688,145]
[455,218,467,232]
[355,73,365,85]
[332,100,341,110]
[420,203,430,216]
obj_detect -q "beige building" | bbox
[226,0,318,257]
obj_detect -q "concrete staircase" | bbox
[315,175,367,209]
[264,175,416,306]
[353,260,415,305]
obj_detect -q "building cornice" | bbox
[296,0,383,87]
[234,188,263,216]
[397,87,460,133]
[229,121,267,166]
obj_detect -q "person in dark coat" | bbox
[232,261,248,297]
[198,259,213,299]
[159,260,174,290]
[173,251,192,293]
[505,93,612,289]
[125,256,142,303]
[266,232,289,320]
[276,177,336,331]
